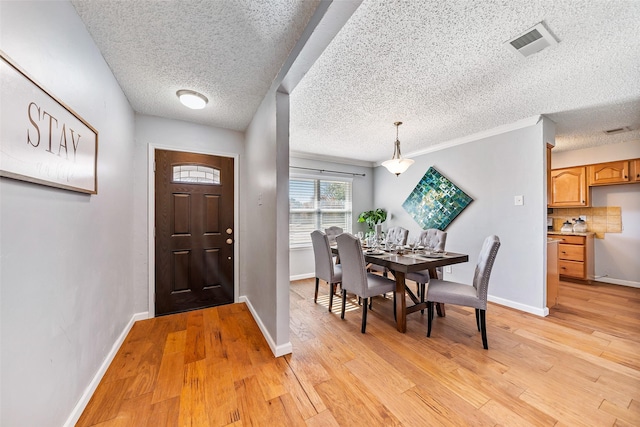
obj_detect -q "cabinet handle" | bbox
[561,251,567,254]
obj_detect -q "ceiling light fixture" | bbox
[176,89,208,109]
[382,121,414,176]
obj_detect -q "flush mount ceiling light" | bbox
[382,121,414,176]
[176,89,208,109]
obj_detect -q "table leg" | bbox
[394,271,407,333]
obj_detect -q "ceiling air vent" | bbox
[603,126,632,135]
[505,22,558,57]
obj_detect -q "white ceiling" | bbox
[72,0,640,164]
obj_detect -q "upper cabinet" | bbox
[588,160,630,186]
[549,166,589,207]
[633,159,640,182]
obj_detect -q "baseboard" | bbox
[239,296,293,357]
[63,311,149,427]
[487,295,547,317]
[594,277,640,288]
[290,272,314,281]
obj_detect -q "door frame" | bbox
[147,143,240,318]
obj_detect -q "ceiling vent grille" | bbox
[505,22,558,57]
[603,126,632,135]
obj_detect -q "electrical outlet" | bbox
[445,266,452,273]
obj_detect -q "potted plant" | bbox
[357,208,387,233]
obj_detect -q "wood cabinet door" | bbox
[588,160,629,185]
[549,167,588,207]
[632,159,640,182]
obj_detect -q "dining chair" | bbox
[324,226,343,244]
[324,226,344,264]
[310,230,342,312]
[386,226,409,245]
[425,235,500,349]
[406,229,447,307]
[336,232,396,333]
[370,226,409,277]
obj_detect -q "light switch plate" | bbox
[514,195,524,206]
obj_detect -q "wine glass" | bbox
[408,237,418,254]
[357,231,364,243]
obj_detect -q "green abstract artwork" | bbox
[402,167,473,230]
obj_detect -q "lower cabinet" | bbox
[556,234,594,281]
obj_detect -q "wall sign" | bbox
[0,51,98,194]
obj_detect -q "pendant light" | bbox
[382,121,414,176]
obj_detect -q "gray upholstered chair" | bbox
[336,233,396,333]
[386,226,409,246]
[426,235,500,349]
[406,229,448,304]
[324,226,344,264]
[324,226,343,244]
[370,226,409,277]
[310,230,342,312]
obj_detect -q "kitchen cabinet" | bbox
[556,234,594,281]
[549,167,589,207]
[588,160,629,186]
[632,159,640,182]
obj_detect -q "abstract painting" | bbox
[402,167,473,230]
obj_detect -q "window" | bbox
[289,176,352,247]
[172,164,220,184]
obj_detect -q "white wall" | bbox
[133,114,245,314]
[552,140,640,286]
[289,156,374,279]
[374,119,550,314]
[0,2,136,425]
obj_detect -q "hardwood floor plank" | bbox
[600,399,640,426]
[151,348,185,404]
[178,359,210,426]
[78,280,640,426]
[184,311,206,364]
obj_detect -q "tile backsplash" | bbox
[549,207,621,239]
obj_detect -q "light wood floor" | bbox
[78,279,640,426]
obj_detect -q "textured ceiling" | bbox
[72,0,640,163]
[71,0,321,131]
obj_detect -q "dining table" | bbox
[332,245,469,333]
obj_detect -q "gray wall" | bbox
[552,140,640,286]
[374,119,550,313]
[1,2,136,425]
[243,91,291,354]
[289,156,374,279]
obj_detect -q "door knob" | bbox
[226,238,233,244]
[226,228,233,234]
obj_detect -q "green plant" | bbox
[357,208,387,232]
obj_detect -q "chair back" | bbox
[311,230,336,283]
[473,235,501,305]
[324,226,343,244]
[336,233,368,295]
[386,226,409,245]
[418,229,447,251]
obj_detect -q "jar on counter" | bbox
[573,218,587,232]
[561,221,573,233]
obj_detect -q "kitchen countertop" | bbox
[547,231,595,237]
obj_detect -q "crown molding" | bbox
[290,150,375,168]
